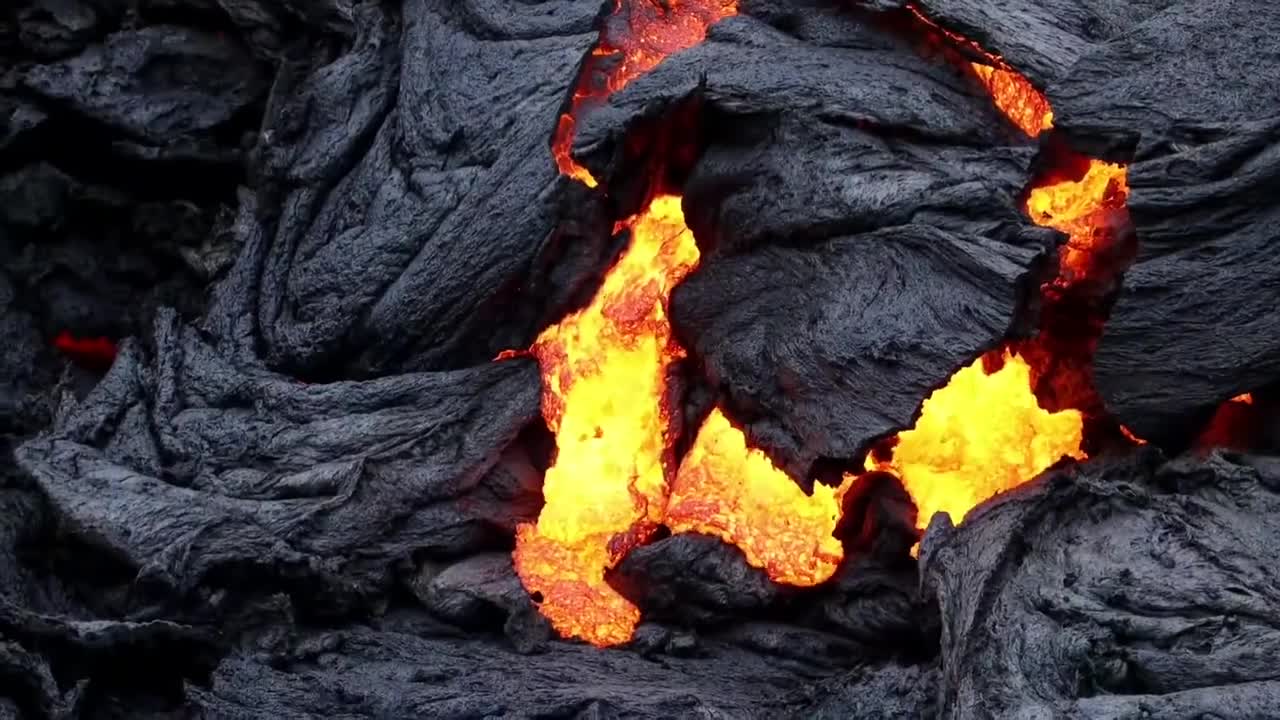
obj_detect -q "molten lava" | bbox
[865,351,1085,527]
[1196,393,1263,452]
[514,195,698,646]
[517,194,853,646]
[53,331,118,370]
[669,409,850,586]
[521,1,1142,646]
[552,0,739,185]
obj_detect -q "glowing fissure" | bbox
[552,0,739,186]
[515,195,698,647]
[873,5,1134,533]
[519,0,1140,647]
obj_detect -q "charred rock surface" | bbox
[3,0,1280,716]
[924,450,1280,718]
[1047,0,1280,447]
[219,0,614,378]
[17,310,543,602]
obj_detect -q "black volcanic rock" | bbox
[871,0,1180,88]
[221,0,614,377]
[671,224,1042,483]
[3,0,1280,716]
[1048,0,1280,447]
[16,311,543,607]
[923,451,1280,718]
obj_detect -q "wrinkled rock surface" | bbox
[3,0,1280,717]
[924,451,1280,718]
[1052,0,1280,446]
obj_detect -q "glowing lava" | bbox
[514,195,698,647]
[669,409,850,586]
[865,351,1085,527]
[552,0,738,185]
[517,194,853,646]
[54,331,118,370]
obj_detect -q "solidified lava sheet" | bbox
[2,0,1280,718]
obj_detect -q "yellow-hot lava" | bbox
[514,195,699,647]
[865,351,1085,527]
[517,195,856,646]
[669,409,851,586]
[520,0,1144,647]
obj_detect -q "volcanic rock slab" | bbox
[1049,0,1280,446]
[923,450,1280,718]
[866,0,1181,88]
[221,0,615,378]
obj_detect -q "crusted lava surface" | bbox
[2,0,1280,717]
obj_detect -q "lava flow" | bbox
[868,6,1133,532]
[520,1,1138,647]
[516,0,741,647]
[514,195,698,647]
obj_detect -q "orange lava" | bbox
[669,408,851,586]
[552,0,738,186]
[871,5,1134,532]
[1196,393,1263,452]
[514,195,698,647]
[1027,160,1130,281]
[970,64,1053,137]
[517,195,854,646]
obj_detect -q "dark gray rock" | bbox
[181,615,850,719]
[671,224,1043,483]
[923,451,1280,718]
[21,24,266,143]
[872,0,1180,88]
[572,8,1053,482]
[612,533,786,626]
[411,552,552,653]
[1049,0,1280,446]
[214,0,614,377]
[17,309,543,609]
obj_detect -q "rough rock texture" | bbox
[1051,0,1280,446]
[877,0,1181,88]
[222,0,613,378]
[4,0,1280,716]
[923,450,1280,718]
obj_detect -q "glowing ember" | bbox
[552,0,739,186]
[865,351,1085,527]
[1027,160,1130,281]
[54,331,117,370]
[514,195,698,647]
[1196,393,1262,452]
[669,409,850,586]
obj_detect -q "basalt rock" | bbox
[1050,0,1280,447]
[923,450,1280,718]
[575,6,1055,482]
